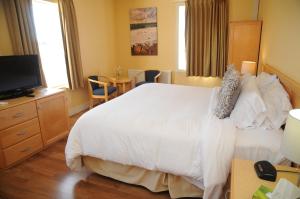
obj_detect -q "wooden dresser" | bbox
[0,88,69,169]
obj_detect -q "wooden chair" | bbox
[134,70,161,87]
[87,75,117,109]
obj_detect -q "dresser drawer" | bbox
[3,134,43,166]
[0,118,40,149]
[0,102,37,130]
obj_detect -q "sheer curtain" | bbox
[185,0,228,77]
[58,0,84,89]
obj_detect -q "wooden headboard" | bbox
[262,65,300,108]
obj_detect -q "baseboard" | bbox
[69,103,89,116]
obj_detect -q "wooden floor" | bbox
[0,112,178,199]
[0,137,177,199]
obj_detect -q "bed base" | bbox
[82,156,204,199]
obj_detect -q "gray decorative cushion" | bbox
[215,65,241,119]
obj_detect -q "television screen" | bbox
[0,55,42,94]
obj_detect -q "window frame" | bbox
[176,3,187,71]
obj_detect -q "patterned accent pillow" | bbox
[215,65,241,119]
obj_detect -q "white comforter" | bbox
[65,83,237,199]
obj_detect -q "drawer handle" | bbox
[20,147,31,153]
[12,112,24,119]
[16,131,27,136]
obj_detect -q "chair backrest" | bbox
[145,70,160,82]
[88,75,99,90]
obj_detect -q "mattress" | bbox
[82,127,285,199]
[81,129,285,199]
[234,128,285,164]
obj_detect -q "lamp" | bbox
[281,109,300,186]
[241,61,257,75]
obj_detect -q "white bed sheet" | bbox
[234,128,285,164]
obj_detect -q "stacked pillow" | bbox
[215,65,241,119]
[230,72,292,130]
[230,74,266,128]
[256,73,292,129]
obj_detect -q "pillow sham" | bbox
[215,65,241,119]
[257,77,292,130]
[230,75,266,129]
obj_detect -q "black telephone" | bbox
[254,160,277,182]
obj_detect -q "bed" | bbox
[65,65,300,199]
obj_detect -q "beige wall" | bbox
[229,0,259,21]
[115,0,179,81]
[0,0,13,55]
[258,0,300,83]
[68,0,117,112]
[74,0,116,78]
[115,0,257,87]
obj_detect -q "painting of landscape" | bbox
[130,7,158,56]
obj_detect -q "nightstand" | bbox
[230,159,299,199]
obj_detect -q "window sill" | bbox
[175,69,187,73]
[50,85,69,90]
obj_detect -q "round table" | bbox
[111,77,132,94]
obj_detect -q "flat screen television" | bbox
[0,55,42,100]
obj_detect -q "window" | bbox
[177,5,186,70]
[32,0,68,88]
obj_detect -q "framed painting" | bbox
[130,7,158,56]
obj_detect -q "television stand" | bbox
[0,89,34,100]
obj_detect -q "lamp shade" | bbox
[281,109,300,164]
[241,61,257,75]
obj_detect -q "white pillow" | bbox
[256,72,277,93]
[230,75,266,129]
[257,77,292,130]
